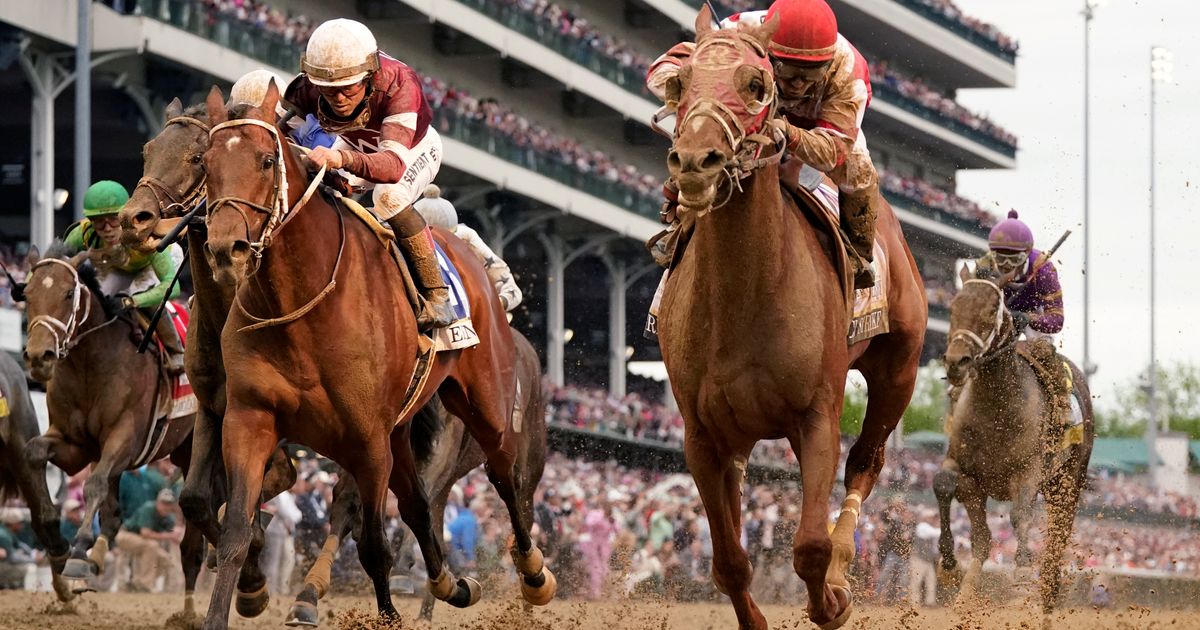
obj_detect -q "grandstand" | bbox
[1,0,1015,393]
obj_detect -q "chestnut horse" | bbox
[937,265,1094,612]
[197,84,552,629]
[118,99,299,623]
[20,245,204,622]
[657,8,926,629]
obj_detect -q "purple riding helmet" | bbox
[988,210,1033,274]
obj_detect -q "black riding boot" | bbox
[388,208,456,330]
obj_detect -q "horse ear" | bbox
[164,97,184,124]
[206,85,228,126]
[25,245,40,268]
[695,4,715,37]
[753,12,781,47]
[959,262,971,285]
[260,80,280,124]
[68,251,89,269]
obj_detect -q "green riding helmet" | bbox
[82,180,130,218]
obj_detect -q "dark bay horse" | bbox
[0,350,74,601]
[198,84,552,629]
[937,266,1094,612]
[20,245,204,620]
[657,8,926,629]
[118,98,299,622]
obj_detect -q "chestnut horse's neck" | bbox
[688,163,817,306]
[966,341,1034,428]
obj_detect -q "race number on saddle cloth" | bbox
[431,241,479,351]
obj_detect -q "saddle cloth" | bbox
[132,301,197,469]
[0,384,8,418]
[643,180,890,345]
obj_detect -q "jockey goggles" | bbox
[772,58,830,84]
[992,250,1029,271]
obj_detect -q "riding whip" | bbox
[138,247,188,354]
[156,200,206,252]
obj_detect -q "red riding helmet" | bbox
[766,0,839,63]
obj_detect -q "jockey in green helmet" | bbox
[62,180,186,374]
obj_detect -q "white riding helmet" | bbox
[413,185,459,230]
[302,19,380,87]
[229,69,290,113]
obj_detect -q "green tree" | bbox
[1100,362,1200,440]
[839,361,948,436]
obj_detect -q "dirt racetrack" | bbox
[0,589,1196,630]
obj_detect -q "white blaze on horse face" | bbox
[41,276,54,289]
[224,136,240,150]
[689,117,707,135]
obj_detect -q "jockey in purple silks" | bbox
[987,210,1064,343]
[983,210,1078,430]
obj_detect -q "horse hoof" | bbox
[235,587,270,618]
[446,577,482,609]
[62,558,97,580]
[284,601,319,627]
[50,573,78,602]
[389,574,415,594]
[816,584,853,630]
[519,567,557,606]
[69,579,96,595]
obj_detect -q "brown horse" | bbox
[656,8,926,629]
[20,245,204,621]
[286,328,546,626]
[936,265,1094,612]
[198,84,553,629]
[0,350,74,601]
[118,99,299,622]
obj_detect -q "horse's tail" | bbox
[409,396,446,466]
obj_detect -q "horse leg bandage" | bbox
[429,568,457,600]
[88,535,109,572]
[304,534,341,599]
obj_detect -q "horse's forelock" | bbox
[33,241,110,315]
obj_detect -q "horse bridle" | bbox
[206,117,324,254]
[207,116,341,332]
[673,34,787,214]
[26,259,94,359]
[948,279,1010,361]
[135,116,211,219]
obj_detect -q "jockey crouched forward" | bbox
[63,180,185,374]
[280,18,455,329]
[647,0,879,289]
[984,211,1080,431]
[413,185,523,313]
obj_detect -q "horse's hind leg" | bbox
[441,383,555,607]
[788,406,852,630]
[179,408,225,548]
[286,473,361,627]
[169,443,205,627]
[1010,484,1037,589]
[388,426,479,611]
[933,461,962,600]
[684,428,765,630]
[201,407,276,630]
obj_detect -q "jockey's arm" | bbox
[1029,260,1065,334]
[645,42,696,106]
[781,73,867,177]
[335,84,423,185]
[129,244,182,309]
[781,122,850,173]
[62,223,88,254]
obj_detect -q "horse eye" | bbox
[748,78,764,99]
[190,153,203,165]
[262,156,275,170]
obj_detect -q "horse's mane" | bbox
[182,103,207,120]
[43,239,112,318]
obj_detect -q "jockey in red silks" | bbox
[646,0,878,289]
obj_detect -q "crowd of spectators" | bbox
[924,277,957,312]
[1083,472,1200,520]
[905,0,1019,57]
[879,168,997,232]
[873,60,1018,150]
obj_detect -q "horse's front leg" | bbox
[54,425,134,582]
[956,475,991,604]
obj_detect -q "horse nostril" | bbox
[133,211,156,228]
[230,240,252,263]
[700,149,723,171]
[667,150,681,171]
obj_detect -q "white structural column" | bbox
[606,258,627,398]
[19,50,59,250]
[539,234,567,387]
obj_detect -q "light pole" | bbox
[1082,0,1105,376]
[1147,46,1172,472]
